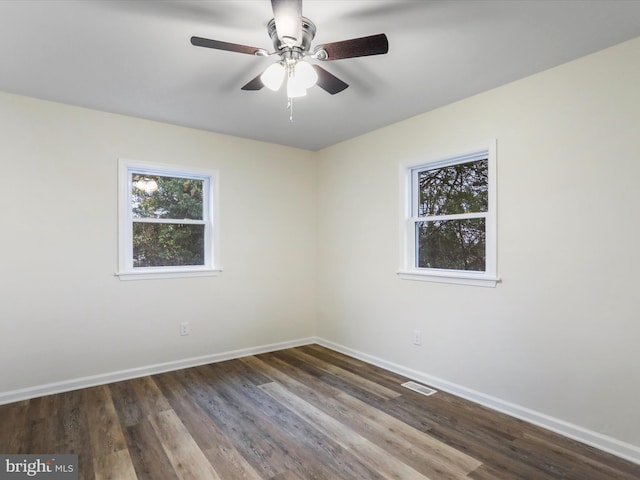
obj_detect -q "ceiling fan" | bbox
[190,0,389,98]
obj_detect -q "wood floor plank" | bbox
[285,348,402,401]
[272,349,393,409]
[2,345,639,480]
[84,385,128,456]
[386,393,521,453]
[431,422,569,480]
[269,470,308,480]
[303,343,370,368]
[148,409,222,480]
[297,345,411,394]
[56,389,95,480]
[21,416,58,454]
[152,372,218,451]
[0,400,29,453]
[172,367,289,479]
[242,354,482,479]
[109,376,171,429]
[93,449,137,480]
[516,430,640,480]
[21,394,59,453]
[109,380,145,428]
[26,393,58,420]
[131,376,172,414]
[467,463,530,480]
[124,419,180,480]
[199,361,387,480]
[84,384,135,479]
[202,445,263,480]
[259,380,434,480]
[386,382,640,480]
[332,390,480,479]
[388,392,570,480]
[256,353,484,474]
[153,372,263,480]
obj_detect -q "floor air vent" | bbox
[401,381,437,396]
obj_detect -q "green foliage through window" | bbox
[415,159,488,272]
[133,223,205,267]
[417,219,485,271]
[132,175,203,219]
[131,174,206,268]
[418,160,488,216]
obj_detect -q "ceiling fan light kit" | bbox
[260,59,316,105]
[190,0,389,119]
[261,62,286,91]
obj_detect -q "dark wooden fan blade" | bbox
[312,65,348,94]
[241,73,265,91]
[191,36,261,55]
[317,33,388,60]
[271,0,302,46]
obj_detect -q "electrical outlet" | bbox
[180,322,190,336]
[413,329,422,346]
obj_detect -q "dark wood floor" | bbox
[1,345,638,479]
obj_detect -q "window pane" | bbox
[133,223,205,267]
[416,219,485,271]
[132,174,203,220]
[418,159,488,216]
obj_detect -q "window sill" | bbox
[397,270,499,288]
[116,268,222,281]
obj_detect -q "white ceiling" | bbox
[1,0,639,151]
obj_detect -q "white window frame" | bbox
[116,158,222,280]
[398,140,498,287]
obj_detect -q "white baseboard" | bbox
[315,337,640,466]
[0,337,316,406]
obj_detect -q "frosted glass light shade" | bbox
[261,63,285,91]
[295,61,318,88]
[286,75,307,97]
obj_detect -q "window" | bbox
[399,141,498,287]
[117,159,221,280]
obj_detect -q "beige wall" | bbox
[1,35,639,460]
[316,37,640,450]
[0,92,317,392]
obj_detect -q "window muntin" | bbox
[400,143,497,287]
[118,160,220,280]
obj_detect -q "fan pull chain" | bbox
[288,97,294,123]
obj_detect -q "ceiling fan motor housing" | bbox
[268,17,316,53]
